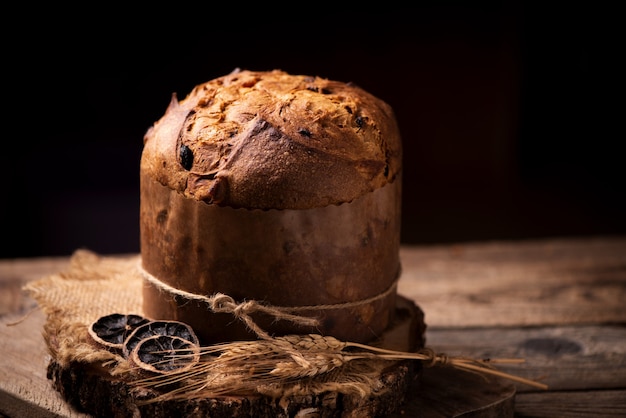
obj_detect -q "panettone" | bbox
[140,69,404,344]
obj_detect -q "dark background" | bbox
[2,3,623,259]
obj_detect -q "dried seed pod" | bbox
[123,320,199,358]
[130,334,200,374]
[88,313,150,350]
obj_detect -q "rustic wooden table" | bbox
[1,236,625,417]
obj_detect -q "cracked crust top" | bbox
[141,69,402,210]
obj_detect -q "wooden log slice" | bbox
[47,297,425,418]
[48,359,416,418]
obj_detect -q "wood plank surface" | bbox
[1,236,625,417]
[426,325,626,393]
[515,390,626,418]
[1,309,89,418]
[398,235,626,327]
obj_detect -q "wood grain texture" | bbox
[391,366,515,418]
[425,325,626,393]
[398,236,626,327]
[0,256,69,317]
[1,309,88,418]
[515,389,626,417]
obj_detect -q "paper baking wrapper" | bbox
[140,175,402,344]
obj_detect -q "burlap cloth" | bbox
[24,250,145,372]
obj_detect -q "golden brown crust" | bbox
[141,69,402,209]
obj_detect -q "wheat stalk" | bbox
[130,333,547,404]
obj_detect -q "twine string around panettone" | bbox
[139,263,399,341]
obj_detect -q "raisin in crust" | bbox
[141,69,402,210]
